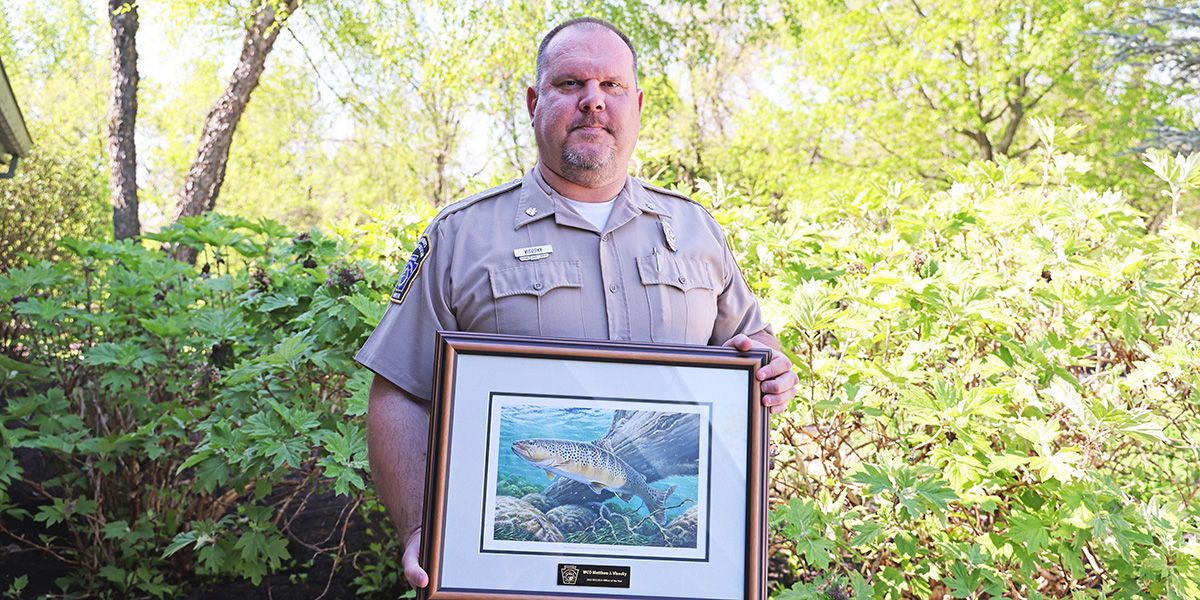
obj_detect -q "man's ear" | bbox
[527,86,538,120]
[637,87,644,114]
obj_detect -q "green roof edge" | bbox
[0,54,32,161]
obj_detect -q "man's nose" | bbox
[578,80,606,112]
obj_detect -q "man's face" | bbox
[527,25,643,190]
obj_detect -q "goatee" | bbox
[560,146,618,187]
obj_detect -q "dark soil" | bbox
[0,446,409,600]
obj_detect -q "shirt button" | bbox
[602,234,610,242]
[678,276,688,285]
[533,282,543,290]
[609,284,618,293]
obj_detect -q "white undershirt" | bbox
[562,197,616,231]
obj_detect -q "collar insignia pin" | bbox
[525,207,537,217]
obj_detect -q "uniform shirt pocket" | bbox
[488,260,584,336]
[636,254,718,343]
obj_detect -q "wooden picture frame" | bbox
[420,331,769,600]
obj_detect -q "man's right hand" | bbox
[403,527,428,589]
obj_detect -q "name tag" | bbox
[514,244,553,261]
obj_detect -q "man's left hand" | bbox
[723,333,798,414]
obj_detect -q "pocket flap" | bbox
[489,260,582,298]
[636,255,715,291]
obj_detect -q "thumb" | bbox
[722,333,753,351]
[402,528,429,589]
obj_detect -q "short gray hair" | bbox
[535,17,638,87]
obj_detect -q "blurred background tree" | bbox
[4,0,1199,237]
[1104,4,1200,154]
[721,1,1187,222]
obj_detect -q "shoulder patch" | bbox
[390,236,430,305]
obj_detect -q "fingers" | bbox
[722,333,798,414]
[758,353,797,415]
[762,376,797,414]
[760,372,798,414]
[755,352,791,382]
[402,529,429,589]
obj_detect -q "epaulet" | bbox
[639,180,699,205]
[432,179,522,222]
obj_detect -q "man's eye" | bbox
[560,80,580,88]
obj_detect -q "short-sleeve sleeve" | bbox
[355,218,457,401]
[708,232,770,345]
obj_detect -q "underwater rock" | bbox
[493,496,563,543]
[592,502,662,538]
[546,504,599,534]
[664,505,698,548]
[636,517,663,538]
[541,410,700,508]
[522,492,552,513]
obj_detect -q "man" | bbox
[357,17,798,589]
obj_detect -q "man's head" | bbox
[535,17,638,88]
[527,18,644,193]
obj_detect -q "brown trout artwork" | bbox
[491,405,704,549]
[511,437,676,524]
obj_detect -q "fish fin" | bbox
[590,439,614,452]
[588,481,607,495]
[546,471,556,480]
[647,484,677,525]
[616,492,633,502]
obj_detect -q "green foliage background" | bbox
[2,1,1200,599]
[3,140,1198,599]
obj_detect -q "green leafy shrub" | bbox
[2,137,1199,599]
[0,146,107,272]
[742,134,1200,598]
[0,212,423,597]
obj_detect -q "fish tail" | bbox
[646,484,676,525]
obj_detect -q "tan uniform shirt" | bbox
[356,168,769,401]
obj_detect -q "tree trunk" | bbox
[171,0,299,262]
[107,0,140,241]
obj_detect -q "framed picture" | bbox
[421,331,770,600]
